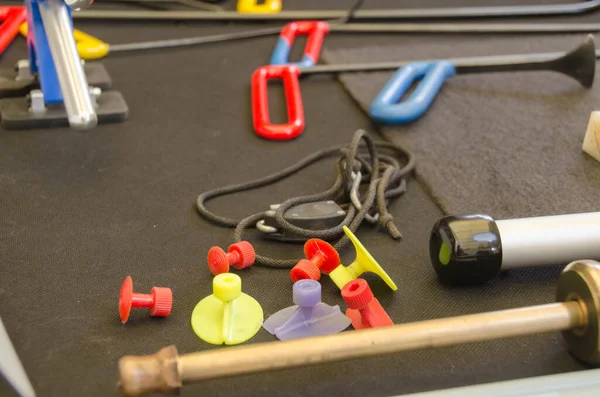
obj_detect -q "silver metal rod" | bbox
[73,1,600,21]
[300,47,600,75]
[108,25,283,53]
[39,0,97,130]
[497,212,600,270]
[330,22,600,34]
[102,0,223,12]
[105,23,600,54]
[0,316,36,397]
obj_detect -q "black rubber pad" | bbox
[0,62,113,99]
[0,90,128,130]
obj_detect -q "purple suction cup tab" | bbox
[293,279,322,307]
[263,280,351,340]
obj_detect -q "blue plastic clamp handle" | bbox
[270,37,315,68]
[369,61,457,124]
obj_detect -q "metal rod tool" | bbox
[268,20,600,68]
[297,36,597,76]
[117,259,600,396]
[73,1,600,21]
[0,316,36,397]
[253,35,597,140]
[102,0,224,12]
[68,21,600,60]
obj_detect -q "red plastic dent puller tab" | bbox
[251,65,304,141]
[290,239,341,282]
[207,241,256,276]
[119,276,173,324]
[280,21,330,65]
[341,279,393,330]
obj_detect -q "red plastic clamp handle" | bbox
[251,65,305,141]
[0,6,26,55]
[273,21,330,66]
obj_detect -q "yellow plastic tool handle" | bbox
[19,22,109,60]
[237,0,282,13]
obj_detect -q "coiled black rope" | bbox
[196,129,416,268]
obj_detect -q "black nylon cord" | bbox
[196,129,416,268]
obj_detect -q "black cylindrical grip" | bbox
[429,214,503,285]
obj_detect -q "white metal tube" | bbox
[497,212,600,269]
[38,0,97,130]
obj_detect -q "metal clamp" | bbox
[251,65,304,141]
[270,21,330,67]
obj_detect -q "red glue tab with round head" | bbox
[208,247,230,275]
[304,239,340,274]
[342,279,393,330]
[119,276,173,324]
[119,276,134,324]
[208,241,256,275]
[341,279,373,310]
[290,259,321,282]
[251,65,304,141]
[228,241,256,270]
[150,287,173,317]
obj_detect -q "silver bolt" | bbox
[89,86,101,108]
[15,60,32,82]
[29,90,46,114]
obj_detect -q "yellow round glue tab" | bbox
[191,273,263,345]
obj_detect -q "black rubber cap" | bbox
[429,214,503,286]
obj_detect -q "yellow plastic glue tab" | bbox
[237,0,282,14]
[328,226,398,291]
[19,22,109,60]
[191,273,263,345]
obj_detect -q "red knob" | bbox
[341,279,393,330]
[119,276,172,324]
[290,239,340,282]
[207,241,256,276]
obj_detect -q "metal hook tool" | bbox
[0,316,35,397]
[73,1,600,21]
[18,21,284,60]
[101,0,224,12]
[252,35,598,140]
[25,19,600,61]
[269,20,600,67]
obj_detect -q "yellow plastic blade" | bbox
[343,226,398,291]
[190,273,263,345]
[237,0,282,13]
[20,22,109,60]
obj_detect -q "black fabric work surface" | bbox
[323,36,600,219]
[0,1,596,396]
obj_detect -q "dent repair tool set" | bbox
[2,1,600,397]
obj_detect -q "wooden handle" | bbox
[118,345,181,397]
